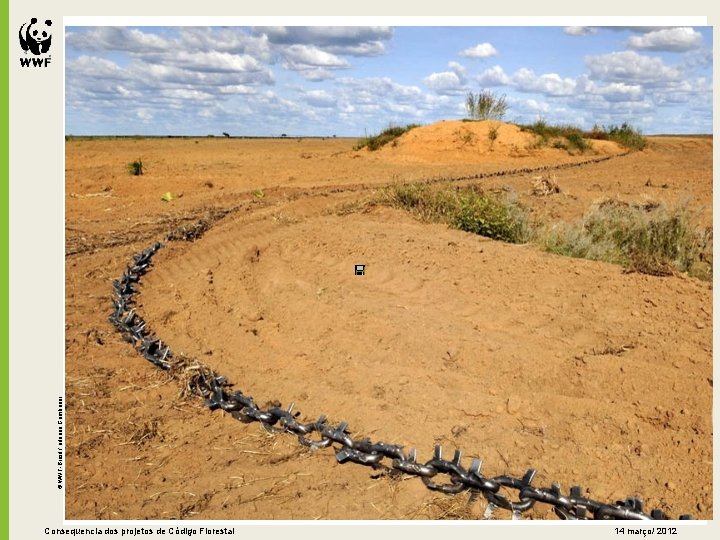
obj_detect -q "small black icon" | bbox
[19,18,52,55]
[355,264,365,276]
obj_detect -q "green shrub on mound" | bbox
[518,119,647,152]
[354,124,421,151]
[519,120,592,153]
[605,123,647,150]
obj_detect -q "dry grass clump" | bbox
[538,198,711,279]
[328,195,379,216]
[405,494,479,520]
[531,175,561,196]
[161,354,217,401]
[128,419,161,446]
[465,89,508,121]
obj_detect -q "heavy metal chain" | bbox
[108,240,692,521]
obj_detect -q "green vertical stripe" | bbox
[0,1,9,539]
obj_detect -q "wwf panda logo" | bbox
[19,18,52,55]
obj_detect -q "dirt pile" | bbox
[370,120,624,163]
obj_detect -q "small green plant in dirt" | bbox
[538,199,711,279]
[457,129,475,146]
[127,158,144,176]
[354,124,420,151]
[252,189,265,199]
[488,126,499,149]
[465,90,508,121]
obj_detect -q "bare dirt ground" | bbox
[65,123,712,520]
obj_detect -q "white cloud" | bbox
[178,28,272,60]
[512,68,576,96]
[593,82,644,102]
[160,88,215,101]
[682,48,713,69]
[282,44,350,70]
[302,89,337,108]
[333,76,445,124]
[626,27,703,52]
[524,99,550,113]
[65,50,276,135]
[299,68,334,82]
[350,77,424,103]
[585,51,682,85]
[648,77,712,106]
[215,85,256,95]
[170,51,265,73]
[65,27,171,53]
[424,71,464,94]
[447,61,467,77]
[571,75,645,104]
[600,26,671,33]
[459,42,498,58]
[67,28,276,90]
[475,66,575,96]
[115,85,138,98]
[564,26,678,37]
[66,55,126,79]
[423,62,467,94]
[131,60,274,87]
[254,26,392,57]
[477,65,511,86]
[564,27,597,36]
[330,41,386,56]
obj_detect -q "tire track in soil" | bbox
[66,151,630,257]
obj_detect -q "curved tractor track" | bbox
[65,136,712,520]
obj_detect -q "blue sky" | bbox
[65,26,713,136]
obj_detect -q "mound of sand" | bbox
[372,120,624,163]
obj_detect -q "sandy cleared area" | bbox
[65,123,712,520]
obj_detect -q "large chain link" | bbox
[108,240,692,520]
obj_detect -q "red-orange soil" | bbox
[65,123,712,520]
